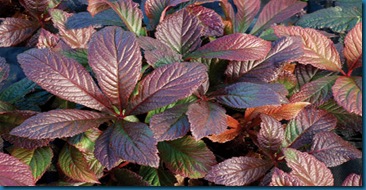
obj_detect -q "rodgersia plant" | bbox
[0,0,362,186]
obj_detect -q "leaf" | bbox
[2,134,51,149]
[137,36,182,67]
[332,76,362,116]
[283,107,337,149]
[0,18,39,47]
[269,168,303,186]
[207,115,241,143]
[107,0,144,36]
[58,144,99,183]
[225,36,304,83]
[20,0,50,13]
[14,90,52,112]
[87,0,110,16]
[310,131,362,167]
[186,5,224,37]
[244,102,310,122]
[94,126,121,170]
[50,9,95,49]
[273,25,342,72]
[83,151,104,179]
[155,9,202,56]
[10,109,111,139]
[294,64,334,89]
[158,135,216,178]
[342,173,362,186]
[66,9,124,29]
[187,33,271,61]
[187,101,227,140]
[0,110,37,135]
[18,48,111,111]
[139,166,177,186]
[113,168,150,186]
[68,128,102,153]
[283,148,333,186]
[211,82,287,109]
[233,0,260,33]
[0,101,15,112]
[150,104,190,141]
[250,0,306,35]
[36,28,59,49]
[344,22,362,72]
[297,6,362,33]
[0,152,35,186]
[110,121,159,168]
[0,57,9,86]
[336,0,361,7]
[290,76,338,107]
[258,114,284,151]
[0,78,36,104]
[126,62,207,115]
[10,147,53,182]
[205,156,272,186]
[89,26,141,110]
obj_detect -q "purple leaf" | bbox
[36,28,59,49]
[344,22,362,71]
[283,107,337,148]
[283,148,334,186]
[18,48,111,111]
[332,76,362,116]
[10,109,112,139]
[294,64,334,89]
[156,9,202,56]
[269,167,303,186]
[0,152,35,186]
[225,36,303,83]
[233,0,260,33]
[310,131,362,167]
[0,18,39,47]
[251,0,306,34]
[258,114,284,151]
[150,104,190,141]
[211,82,287,109]
[20,0,50,14]
[137,36,182,67]
[187,101,227,140]
[89,26,141,110]
[205,156,272,186]
[126,62,207,115]
[2,134,51,150]
[110,121,159,168]
[342,173,362,186]
[187,33,271,61]
[186,5,224,37]
[158,135,216,178]
[94,126,121,170]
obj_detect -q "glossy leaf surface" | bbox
[2,134,51,150]
[258,114,284,151]
[37,28,59,49]
[0,18,39,47]
[94,126,121,170]
[208,115,241,143]
[20,0,49,13]
[0,152,35,186]
[68,128,101,153]
[233,0,260,33]
[344,22,362,71]
[66,9,124,29]
[139,166,177,186]
[270,167,303,186]
[186,5,224,36]
[342,173,362,186]
[87,0,110,16]
[332,76,362,116]
[0,78,35,104]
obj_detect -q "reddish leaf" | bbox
[269,168,303,186]
[233,0,260,33]
[158,135,217,178]
[2,134,51,149]
[342,173,362,186]
[258,114,284,151]
[113,168,150,186]
[344,22,362,71]
[89,26,141,110]
[187,33,271,61]
[18,48,111,111]
[294,64,335,88]
[126,62,207,115]
[50,9,95,49]
[36,28,59,49]
[332,76,362,116]
[150,104,190,141]
[111,121,159,168]
[0,18,39,47]
[283,148,333,186]
[273,25,342,72]
[187,101,227,140]
[251,0,306,34]
[0,110,37,134]
[283,107,337,148]
[137,36,182,67]
[87,0,110,16]
[310,132,362,167]
[10,109,111,139]
[208,115,241,143]
[156,9,202,56]
[0,152,35,186]
[186,5,224,37]
[205,156,272,186]
[94,126,122,170]
[20,0,49,14]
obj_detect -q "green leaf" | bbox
[139,166,177,186]
[297,6,362,33]
[0,78,36,104]
[11,146,53,182]
[0,110,37,134]
[67,128,102,153]
[14,90,52,111]
[61,48,90,70]
[58,144,99,183]
[0,100,15,112]
[157,135,217,178]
